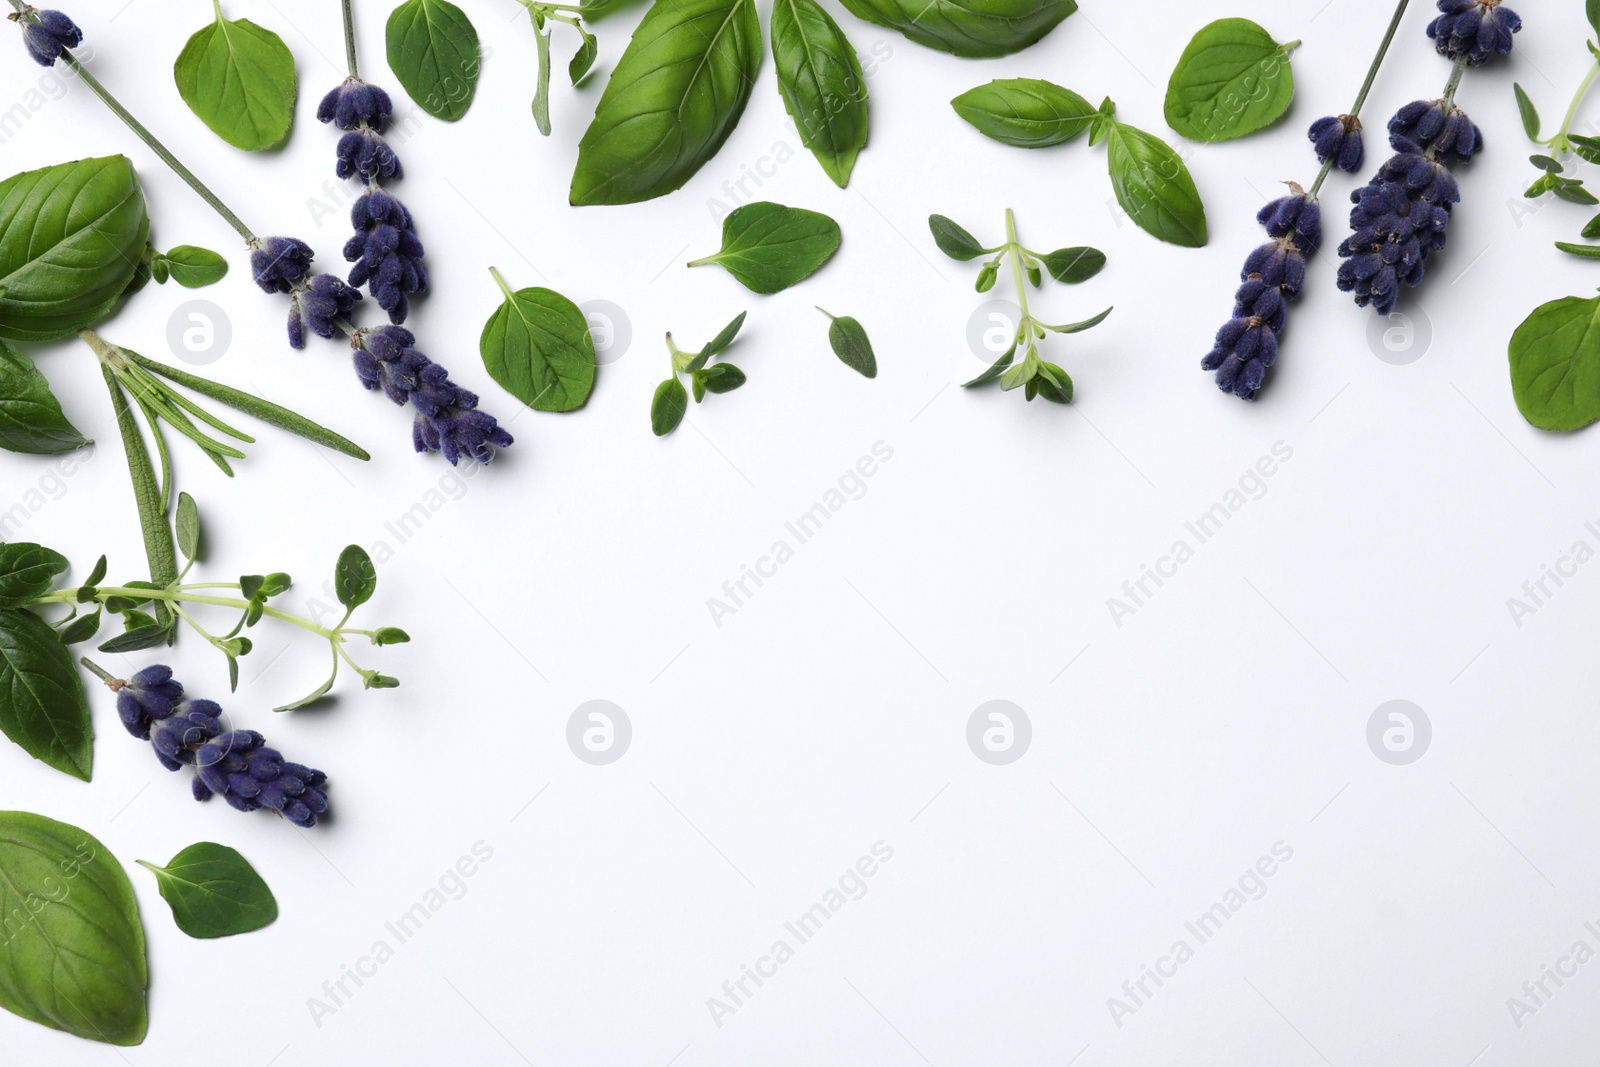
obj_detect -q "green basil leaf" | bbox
[1042,246,1105,283]
[571,0,761,205]
[0,544,68,608]
[480,274,596,412]
[818,309,876,377]
[159,245,229,288]
[137,842,277,939]
[950,78,1095,148]
[1509,291,1600,430]
[149,257,170,285]
[928,214,988,261]
[1163,18,1295,142]
[0,156,149,342]
[651,377,688,436]
[175,491,200,562]
[0,341,89,455]
[0,608,92,781]
[703,363,746,393]
[570,27,598,85]
[335,544,377,610]
[837,0,1074,57]
[0,812,146,1044]
[1104,120,1207,247]
[688,201,841,294]
[772,0,868,187]
[173,10,298,151]
[58,610,100,644]
[1514,83,1540,141]
[387,0,481,121]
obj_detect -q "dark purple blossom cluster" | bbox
[115,665,329,828]
[18,7,79,65]
[1389,99,1483,165]
[1426,0,1520,66]
[355,325,514,465]
[1201,193,1321,400]
[1335,152,1459,315]
[1308,114,1364,173]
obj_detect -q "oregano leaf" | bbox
[687,202,841,294]
[137,842,278,939]
[173,9,298,151]
[1163,18,1296,143]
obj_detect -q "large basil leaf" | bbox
[173,9,297,151]
[0,341,89,455]
[137,842,278,939]
[480,275,596,412]
[0,544,68,608]
[772,0,868,187]
[836,0,1074,58]
[1102,120,1207,247]
[951,78,1095,148]
[1163,18,1296,143]
[0,812,146,1045]
[0,608,92,781]
[570,0,762,205]
[0,156,149,343]
[688,201,841,293]
[386,0,481,121]
[1509,291,1600,430]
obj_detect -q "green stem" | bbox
[489,266,515,300]
[341,0,360,78]
[1442,52,1470,106]
[99,364,179,624]
[1552,59,1600,150]
[1002,208,1034,348]
[129,392,173,513]
[1307,157,1337,199]
[35,585,341,640]
[1349,0,1412,118]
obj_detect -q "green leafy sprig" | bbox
[513,0,598,135]
[651,312,747,436]
[1515,8,1600,250]
[930,210,1109,404]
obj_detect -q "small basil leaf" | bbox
[386,0,481,121]
[0,543,69,608]
[173,10,298,151]
[837,0,1074,57]
[1104,121,1208,247]
[1163,18,1296,142]
[703,363,746,393]
[175,491,200,561]
[651,377,688,436]
[0,812,147,1044]
[58,610,101,645]
[819,309,877,378]
[366,673,401,689]
[928,214,988,260]
[1514,83,1540,140]
[569,26,598,85]
[950,78,1095,148]
[0,608,93,780]
[137,842,277,940]
[964,339,1018,387]
[160,245,229,288]
[1509,290,1600,430]
[772,0,868,187]
[0,341,90,455]
[1042,246,1106,283]
[480,274,597,412]
[149,258,170,285]
[373,626,411,645]
[570,0,761,205]
[335,544,377,610]
[688,202,841,294]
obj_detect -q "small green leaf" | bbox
[160,246,229,288]
[149,258,170,285]
[950,78,1096,148]
[1041,306,1114,334]
[58,610,100,644]
[0,340,90,455]
[366,673,401,689]
[691,371,708,402]
[1104,121,1208,247]
[569,27,598,85]
[928,215,987,260]
[0,608,92,780]
[373,626,411,645]
[0,543,68,608]
[260,572,291,596]
[1583,213,1600,239]
[83,555,107,591]
[97,624,171,655]
[688,202,841,294]
[335,545,376,610]
[1556,241,1600,259]
[531,20,553,136]
[818,309,877,378]
[386,0,481,121]
[703,363,746,393]
[1042,246,1106,283]
[175,491,200,561]
[976,262,998,292]
[836,0,1074,57]
[138,843,276,939]
[173,10,298,151]
[651,378,688,436]
[964,339,1018,388]
[1025,263,1042,288]
[1514,83,1541,141]
[480,271,596,412]
[275,651,337,712]
[238,574,264,600]
[1509,290,1600,430]
[1163,18,1296,142]
[702,312,747,360]
[1571,134,1600,166]
[1032,361,1073,403]
[1531,154,1564,173]
[1590,0,1600,39]
[1556,183,1600,206]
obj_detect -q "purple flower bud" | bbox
[21,9,81,66]
[1388,99,1483,165]
[1309,114,1364,173]
[1426,0,1519,66]
[316,77,395,131]
[352,326,513,464]
[250,236,315,294]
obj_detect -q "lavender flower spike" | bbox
[17,8,81,66]
[354,325,513,465]
[1309,114,1364,173]
[1425,0,1520,66]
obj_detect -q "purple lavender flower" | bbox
[20,8,81,66]
[287,273,363,349]
[1426,0,1519,66]
[113,665,329,828]
[1309,114,1364,173]
[250,236,315,294]
[354,325,513,465]
[1336,152,1459,315]
[1388,99,1483,166]
[1201,192,1320,400]
[317,78,394,131]
[336,128,403,181]
[345,191,427,324]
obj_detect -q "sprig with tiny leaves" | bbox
[930,210,1109,403]
[512,0,598,135]
[1515,6,1600,252]
[651,313,747,436]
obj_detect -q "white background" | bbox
[4,0,1600,1062]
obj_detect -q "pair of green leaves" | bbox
[0,543,92,781]
[174,4,297,151]
[387,0,481,121]
[951,85,1207,247]
[480,268,597,412]
[689,202,841,294]
[0,156,150,343]
[652,313,747,436]
[144,245,229,289]
[138,842,277,940]
[1162,18,1297,143]
[1509,289,1600,431]
[839,0,1074,57]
